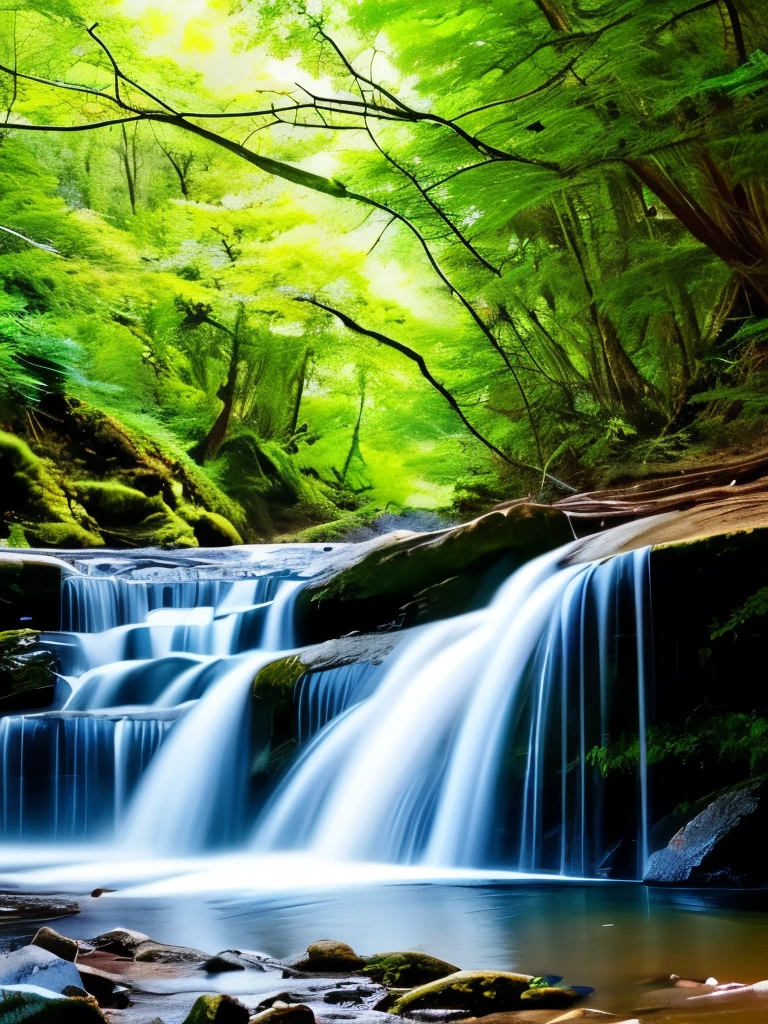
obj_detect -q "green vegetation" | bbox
[587,712,768,779]
[0,0,767,543]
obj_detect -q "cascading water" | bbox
[0,541,654,878]
[252,546,653,878]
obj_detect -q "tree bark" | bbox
[532,0,572,32]
[194,310,244,463]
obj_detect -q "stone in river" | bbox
[0,985,107,1022]
[89,929,150,958]
[0,893,80,921]
[0,945,82,994]
[520,988,577,1009]
[549,1011,620,1022]
[250,1001,315,1024]
[288,939,366,973]
[182,993,250,1024]
[390,971,533,1016]
[201,949,269,973]
[134,941,209,964]
[32,926,79,963]
[362,953,460,987]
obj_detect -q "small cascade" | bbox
[0,563,305,846]
[253,547,653,878]
[295,663,380,744]
[0,712,175,839]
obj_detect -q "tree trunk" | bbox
[532,0,571,32]
[341,378,366,484]
[120,123,137,215]
[288,347,313,438]
[194,312,244,463]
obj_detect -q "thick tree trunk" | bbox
[194,322,242,463]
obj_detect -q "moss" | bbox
[178,504,243,547]
[362,952,460,987]
[0,993,106,1022]
[6,522,30,548]
[72,480,165,526]
[253,654,306,709]
[519,987,576,1008]
[390,971,533,1016]
[29,521,103,548]
[128,510,198,548]
[182,994,249,1024]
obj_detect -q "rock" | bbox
[644,780,768,886]
[88,929,149,958]
[0,945,83,994]
[89,890,115,899]
[0,985,107,1022]
[549,1012,620,1022]
[182,993,250,1024]
[201,950,268,973]
[134,941,209,965]
[288,939,366,973]
[323,986,377,1004]
[390,971,533,1016]
[75,963,131,1008]
[362,953,460,987]
[250,1003,315,1024]
[520,989,577,1009]
[460,1013,559,1024]
[0,894,80,921]
[32,928,79,963]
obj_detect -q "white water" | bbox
[0,541,653,878]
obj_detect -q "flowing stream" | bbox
[0,541,653,879]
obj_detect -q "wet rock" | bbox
[32,928,79,963]
[201,950,269,973]
[404,1012,472,1022]
[288,940,366,973]
[76,963,131,1008]
[324,986,378,1005]
[644,780,768,887]
[460,1013,560,1024]
[89,929,149,958]
[520,988,577,1009]
[0,985,107,1022]
[0,945,82,994]
[134,941,209,965]
[182,993,250,1024]
[362,953,460,987]
[251,1001,316,1024]
[0,893,80,921]
[390,971,533,1016]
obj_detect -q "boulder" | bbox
[519,988,577,1009]
[201,950,268,973]
[32,928,78,963]
[134,941,209,965]
[549,1012,620,1022]
[390,971,533,1016]
[0,985,106,1023]
[250,1002,315,1024]
[362,953,460,987]
[182,994,250,1024]
[0,946,82,994]
[644,780,768,886]
[88,929,149,958]
[0,894,80,921]
[288,939,366,973]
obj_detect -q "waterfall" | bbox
[253,547,653,878]
[0,567,304,847]
[0,540,654,877]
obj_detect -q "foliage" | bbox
[587,712,768,779]
[0,0,766,542]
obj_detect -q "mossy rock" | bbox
[362,951,460,987]
[390,970,533,1015]
[0,627,56,703]
[0,991,106,1023]
[178,505,243,547]
[182,994,249,1024]
[0,431,103,549]
[253,654,306,707]
[72,481,165,527]
[519,987,577,1008]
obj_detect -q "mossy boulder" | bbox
[362,952,460,987]
[0,432,102,549]
[389,970,533,1015]
[182,994,249,1024]
[178,505,243,547]
[0,990,106,1023]
[520,987,577,1008]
